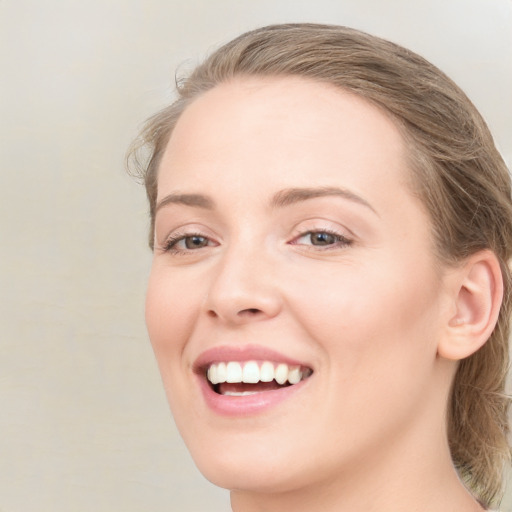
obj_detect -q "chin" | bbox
[200,461,280,492]
[195,454,312,494]
[179,417,355,499]
[179,424,317,494]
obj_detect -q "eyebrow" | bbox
[155,193,215,213]
[271,186,378,215]
[155,186,378,216]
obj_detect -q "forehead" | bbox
[159,76,411,208]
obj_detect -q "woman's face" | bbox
[146,77,453,493]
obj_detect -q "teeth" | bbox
[206,361,311,386]
[288,366,301,385]
[217,362,227,383]
[223,391,259,396]
[242,361,260,383]
[226,362,243,383]
[260,361,274,382]
[207,364,218,385]
[274,363,288,385]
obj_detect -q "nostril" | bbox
[240,308,262,315]
[206,308,261,320]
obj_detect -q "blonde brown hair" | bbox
[129,23,512,507]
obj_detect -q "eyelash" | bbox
[161,228,352,255]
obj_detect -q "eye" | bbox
[306,232,337,246]
[162,233,216,254]
[292,230,352,249]
[181,235,209,249]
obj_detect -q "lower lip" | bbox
[196,374,309,416]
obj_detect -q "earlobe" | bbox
[438,250,503,361]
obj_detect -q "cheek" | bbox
[145,267,201,371]
[144,267,207,426]
[286,270,441,452]
[286,257,441,382]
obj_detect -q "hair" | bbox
[128,23,512,507]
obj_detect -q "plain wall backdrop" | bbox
[1,1,511,511]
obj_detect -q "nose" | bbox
[203,244,282,325]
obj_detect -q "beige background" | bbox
[1,1,511,511]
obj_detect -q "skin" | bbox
[146,77,492,511]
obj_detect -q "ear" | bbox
[438,250,504,361]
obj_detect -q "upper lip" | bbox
[193,344,312,373]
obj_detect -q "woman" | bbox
[129,24,512,511]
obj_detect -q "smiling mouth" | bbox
[205,361,313,396]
